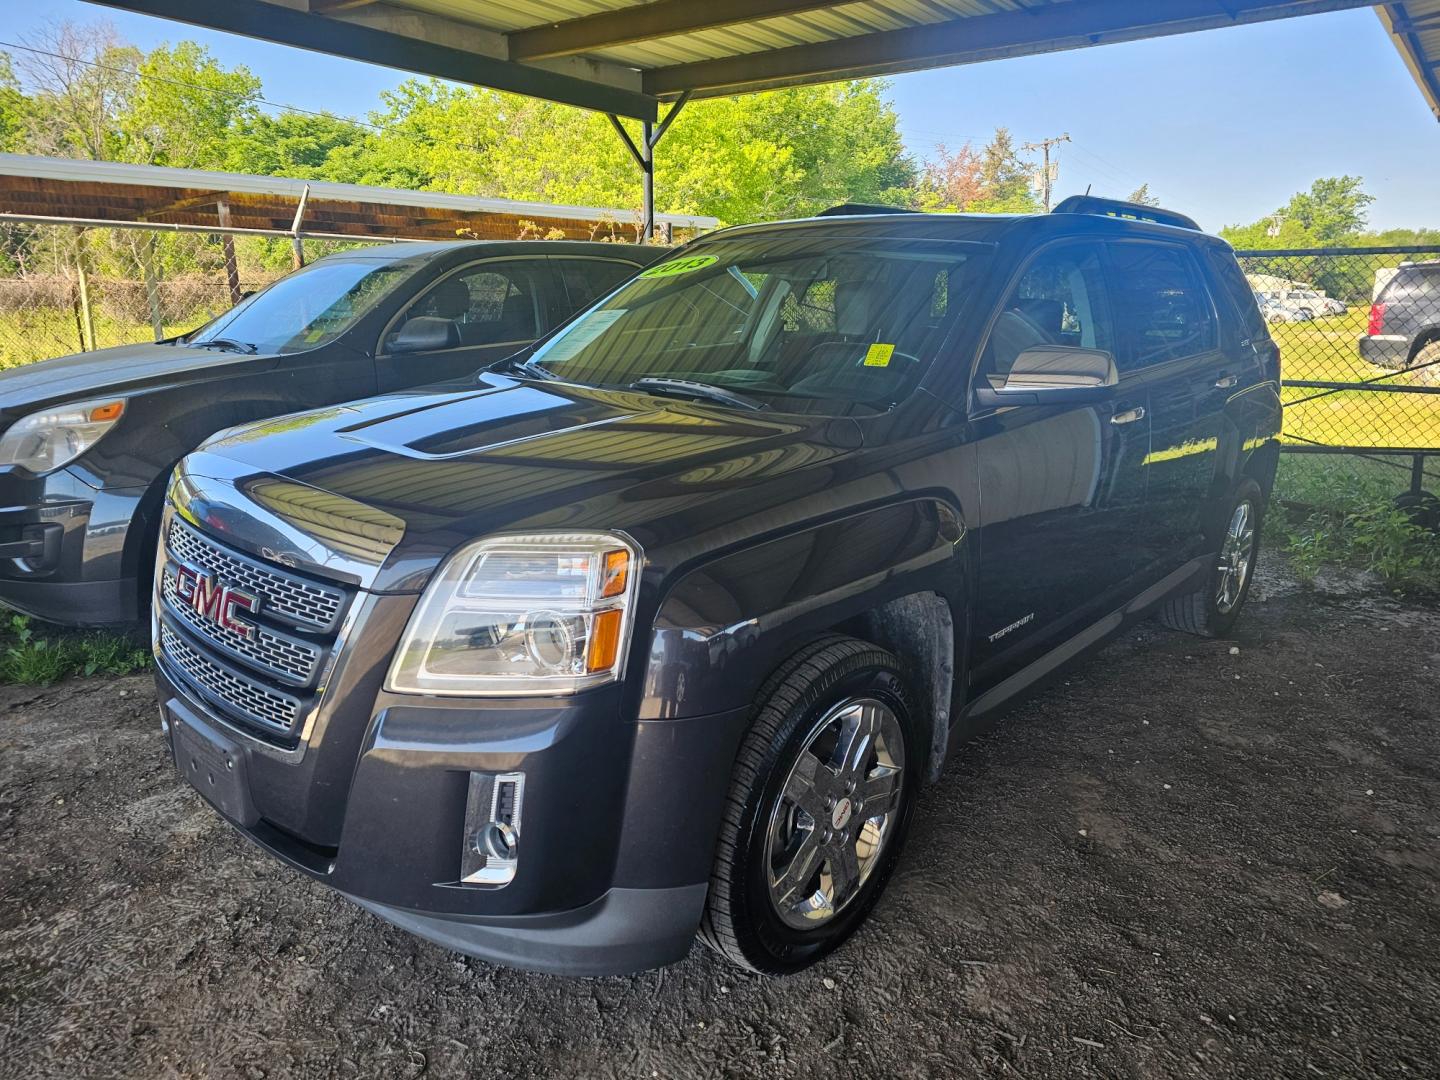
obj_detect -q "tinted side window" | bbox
[554,258,641,312]
[392,262,543,351]
[1203,246,1268,344]
[980,242,1113,380]
[1109,243,1216,371]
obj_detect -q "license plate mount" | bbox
[170,707,259,827]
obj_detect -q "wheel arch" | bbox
[635,496,967,786]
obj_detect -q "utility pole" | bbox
[1023,132,1070,212]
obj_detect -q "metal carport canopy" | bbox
[87,0,1392,122]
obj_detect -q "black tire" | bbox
[1159,479,1264,638]
[1394,490,1440,531]
[699,635,921,975]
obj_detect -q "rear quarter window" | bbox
[1203,246,1269,344]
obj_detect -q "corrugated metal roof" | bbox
[1378,2,1440,121]
[0,154,715,229]
[91,1,1398,121]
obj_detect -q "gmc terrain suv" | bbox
[0,240,657,626]
[154,197,1280,976]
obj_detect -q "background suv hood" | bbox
[0,341,277,414]
[196,374,862,591]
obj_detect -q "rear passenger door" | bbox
[375,258,557,392]
[1107,241,1228,574]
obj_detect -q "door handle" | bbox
[1214,373,1239,389]
[1111,406,1146,425]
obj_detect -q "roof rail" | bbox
[816,203,920,217]
[1051,195,1200,232]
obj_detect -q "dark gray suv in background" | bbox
[0,240,657,625]
[1361,259,1440,372]
[154,197,1280,976]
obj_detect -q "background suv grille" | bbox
[158,517,354,745]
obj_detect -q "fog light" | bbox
[461,771,524,887]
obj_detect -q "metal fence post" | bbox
[72,227,96,352]
[140,233,163,342]
[216,197,243,306]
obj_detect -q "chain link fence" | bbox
[1235,246,1440,503]
[0,223,391,368]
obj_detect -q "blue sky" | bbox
[2,2,1436,231]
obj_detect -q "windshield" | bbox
[527,236,978,411]
[188,259,411,354]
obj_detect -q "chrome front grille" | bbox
[166,517,344,631]
[160,625,301,734]
[160,568,320,686]
[158,516,354,744]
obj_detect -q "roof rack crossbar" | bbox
[1050,195,1200,231]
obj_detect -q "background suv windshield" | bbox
[188,258,410,354]
[528,236,976,410]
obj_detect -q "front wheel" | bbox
[1159,479,1264,638]
[699,636,920,974]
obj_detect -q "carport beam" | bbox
[608,91,690,242]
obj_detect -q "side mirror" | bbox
[387,316,460,355]
[974,345,1118,410]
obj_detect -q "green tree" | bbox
[222,110,371,178]
[916,128,1039,213]
[1283,175,1372,244]
[1127,183,1159,206]
[118,41,260,167]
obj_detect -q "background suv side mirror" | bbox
[973,345,1119,410]
[387,315,460,355]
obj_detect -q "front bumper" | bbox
[1359,334,1411,369]
[0,469,145,625]
[156,648,750,976]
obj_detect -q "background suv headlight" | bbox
[0,398,126,474]
[386,531,640,697]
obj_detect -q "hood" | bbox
[0,341,277,415]
[190,374,863,591]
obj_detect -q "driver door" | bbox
[968,241,1152,693]
[375,258,555,392]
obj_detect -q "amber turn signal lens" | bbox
[88,401,125,423]
[599,548,629,598]
[586,608,624,672]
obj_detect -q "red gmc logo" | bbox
[174,565,260,640]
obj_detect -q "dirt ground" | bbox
[2,555,1438,1080]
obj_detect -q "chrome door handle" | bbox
[1214,374,1239,389]
[1111,406,1146,425]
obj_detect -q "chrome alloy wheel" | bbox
[1216,500,1256,615]
[764,697,906,930]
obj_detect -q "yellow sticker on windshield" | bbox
[639,254,718,278]
[864,343,896,367]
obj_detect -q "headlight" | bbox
[386,532,640,696]
[0,398,126,474]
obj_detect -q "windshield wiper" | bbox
[629,377,766,411]
[491,354,557,381]
[191,337,258,354]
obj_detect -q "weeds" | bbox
[0,612,151,686]
[1272,456,1440,593]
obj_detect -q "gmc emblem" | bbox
[174,564,261,640]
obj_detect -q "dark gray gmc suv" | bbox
[153,197,1281,976]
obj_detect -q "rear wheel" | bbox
[1159,479,1263,638]
[699,636,920,974]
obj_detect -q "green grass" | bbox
[0,612,151,686]
[1269,454,1440,595]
